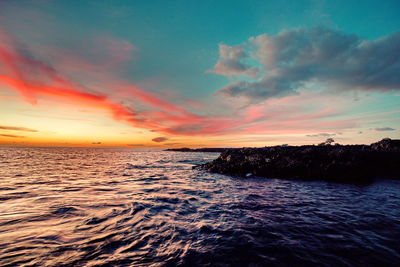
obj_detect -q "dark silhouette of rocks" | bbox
[370,138,400,152]
[195,139,400,182]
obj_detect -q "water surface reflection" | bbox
[0,148,399,266]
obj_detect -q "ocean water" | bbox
[0,147,399,267]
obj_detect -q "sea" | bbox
[0,147,399,266]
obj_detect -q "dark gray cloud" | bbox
[163,143,181,146]
[306,133,336,137]
[152,137,168,142]
[215,27,400,101]
[374,127,395,131]
[208,44,259,77]
[127,144,144,146]
[219,76,300,99]
[0,125,38,132]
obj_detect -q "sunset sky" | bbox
[1,0,399,147]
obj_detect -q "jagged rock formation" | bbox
[196,139,400,182]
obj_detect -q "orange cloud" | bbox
[152,137,168,142]
[0,125,38,132]
[0,134,25,138]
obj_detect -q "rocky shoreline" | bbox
[195,139,400,182]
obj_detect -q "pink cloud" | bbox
[152,137,168,142]
[0,28,216,135]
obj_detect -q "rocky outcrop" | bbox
[370,138,400,152]
[196,139,400,182]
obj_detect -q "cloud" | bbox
[152,137,168,142]
[127,144,144,146]
[214,27,400,101]
[374,127,395,131]
[0,125,38,132]
[306,133,336,137]
[218,76,297,99]
[2,26,282,137]
[0,27,211,136]
[91,142,102,144]
[0,134,25,138]
[163,142,181,146]
[0,26,363,138]
[208,44,259,77]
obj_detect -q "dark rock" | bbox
[195,139,400,182]
[370,138,400,152]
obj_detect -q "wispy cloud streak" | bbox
[374,127,395,131]
[0,27,209,135]
[0,125,38,132]
[0,134,25,138]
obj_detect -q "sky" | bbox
[0,0,399,147]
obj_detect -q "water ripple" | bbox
[0,147,399,266]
